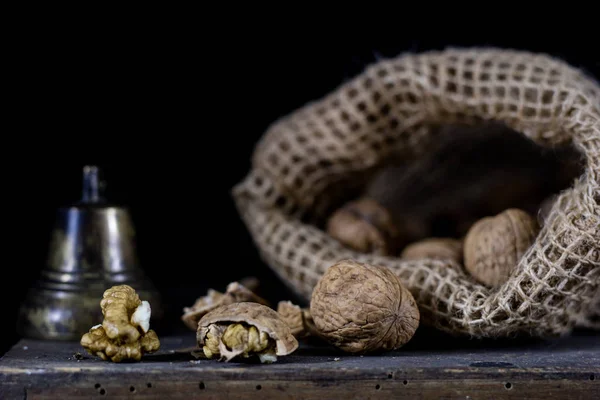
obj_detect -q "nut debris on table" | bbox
[276,300,321,339]
[182,278,269,331]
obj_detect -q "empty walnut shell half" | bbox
[310,259,420,353]
[464,208,539,287]
[400,238,463,263]
[182,280,269,331]
[326,197,399,256]
[197,302,298,363]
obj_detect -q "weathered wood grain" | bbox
[1,331,598,399]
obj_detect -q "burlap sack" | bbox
[232,48,600,338]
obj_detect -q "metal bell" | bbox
[16,166,163,340]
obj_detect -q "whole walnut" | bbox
[464,208,539,287]
[326,197,399,256]
[400,238,463,263]
[310,259,420,353]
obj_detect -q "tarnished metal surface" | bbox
[16,166,162,341]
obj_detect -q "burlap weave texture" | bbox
[232,48,600,338]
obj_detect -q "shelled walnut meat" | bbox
[80,285,160,362]
[326,197,399,256]
[182,279,269,331]
[400,238,463,263]
[310,259,420,353]
[464,208,539,287]
[196,302,298,363]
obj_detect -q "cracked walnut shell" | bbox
[277,301,321,339]
[310,259,420,353]
[277,301,305,337]
[196,302,298,363]
[182,280,269,331]
[464,208,539,287]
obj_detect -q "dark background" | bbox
[2,29,598,355]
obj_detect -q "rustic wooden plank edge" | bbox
[1,370,598,399]
[2,333,599,399]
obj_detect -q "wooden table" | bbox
[1,329,598,399]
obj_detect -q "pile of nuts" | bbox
[82,258,421,364]
[321,124,570,292]
[183,258,421,362]
[328,199,542,289]
[81,201,544,363]
[79,124,561,363]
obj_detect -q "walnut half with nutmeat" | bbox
[196,302,298,363]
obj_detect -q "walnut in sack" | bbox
[80,285,160,362]
[196,302,298,363]
[310,259,420,353]
[400,238,463,263]
[182,278,269,331]
[464,208,539,287]
[326,197,399,255]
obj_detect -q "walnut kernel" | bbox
[80,285,160,362]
